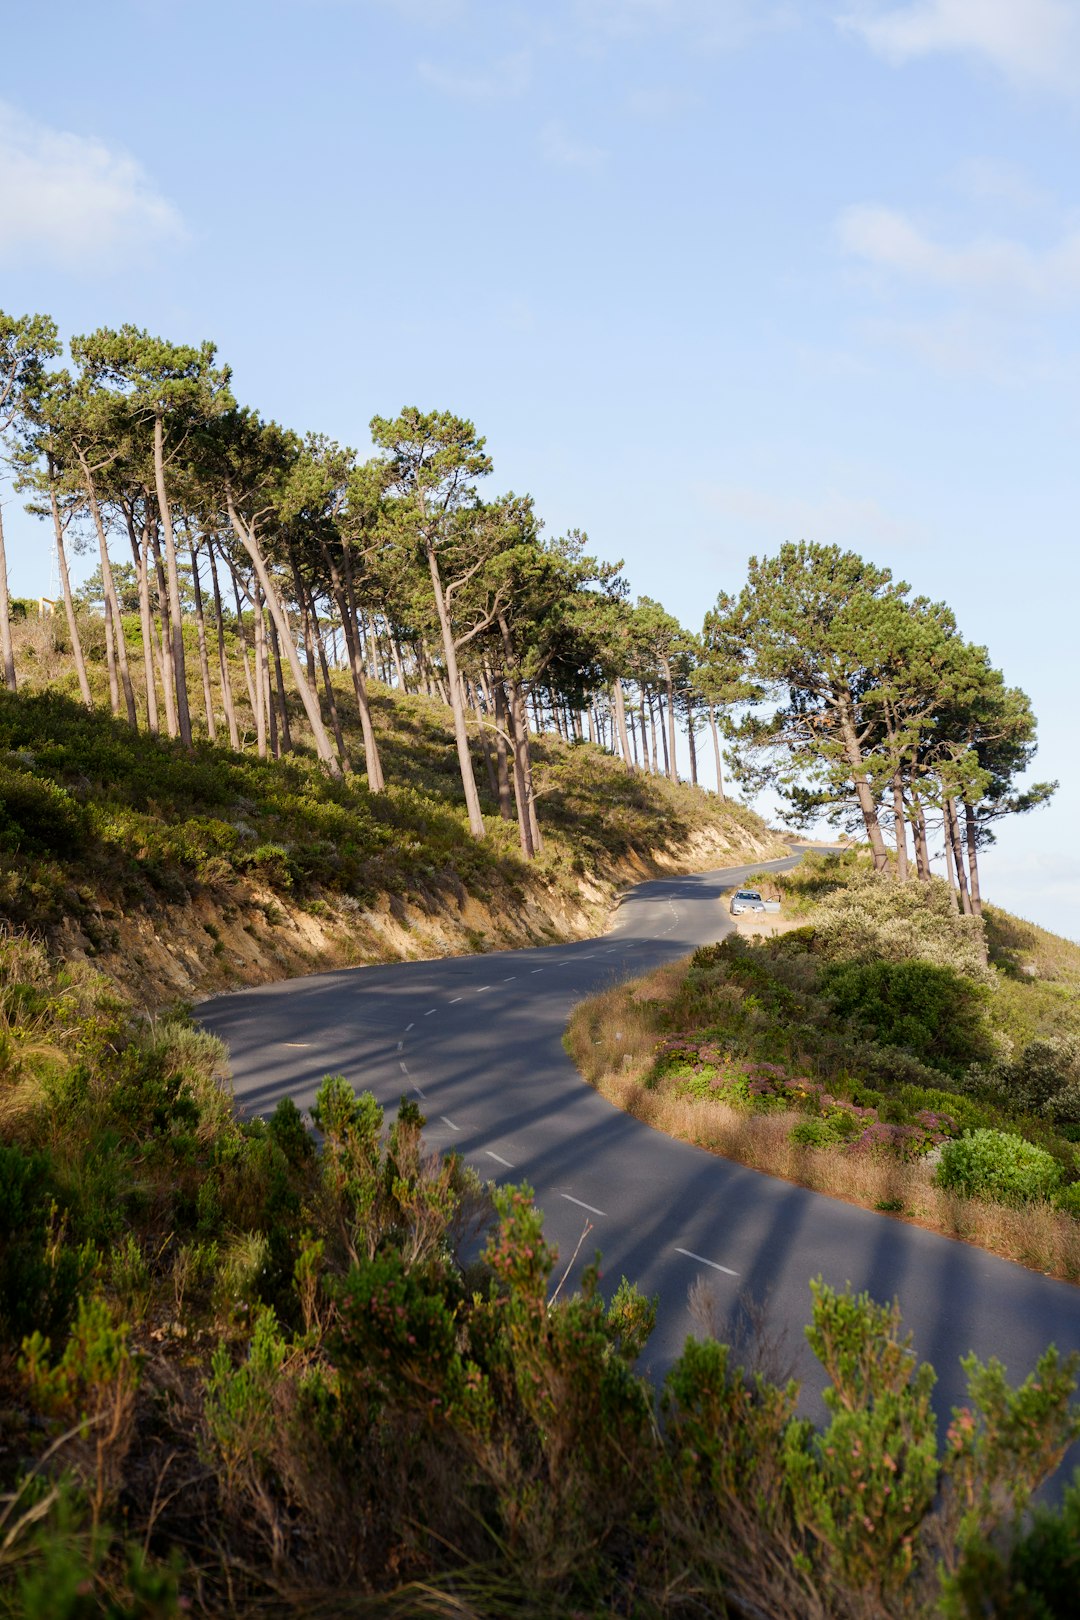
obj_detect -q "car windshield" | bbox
[736,891,761,900]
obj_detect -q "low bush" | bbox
[936,1129,1063,1206]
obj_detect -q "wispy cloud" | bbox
[539,119,607,172]
[699,480,926,552]
[837,204,1080,301]
[418,49,531,98]
[838,0,1080,92]
[575,0,794,49]
[0,100,184,271]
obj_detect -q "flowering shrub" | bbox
[655,1034,956,1160]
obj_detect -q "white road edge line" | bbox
[674,1247,739,1277]
[485,1150,515,1169]
[561,1193,607,1217]
[440,1115,460,1131]
[398,1061,409,1074]
[282,1043,311,1048]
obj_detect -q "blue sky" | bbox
[2,0,1078,938]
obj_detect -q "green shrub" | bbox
[821,957,992,1075]
[936,1130,1062,1206]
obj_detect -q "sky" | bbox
[1,0,1078,939]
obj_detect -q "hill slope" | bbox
[0,685,784,1003]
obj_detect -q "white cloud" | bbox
[575,0,794,49]
[838,0,1080,92]
[0,100,184,271]
[837,204,1080,300]
[418,49,531,98]
[699,480,927,552]
[538,119,607,172]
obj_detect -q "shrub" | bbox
[937,1129,1062,1206]
[821,957,992,1075]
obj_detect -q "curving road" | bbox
[198,858,1080,1429]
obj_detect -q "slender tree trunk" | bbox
[834,694,889,872]
[0,503,18,691]
[268,618,292,754]
[153,415,192,747]
[913,800,931,882]
[189,542,217,742]
[322,545,384,791]
[630,712,640,767]
[686,704,699,787]
[586,705,595,745]
[208,547,241,751]
[656,692,671,777]
[226,500,342,776]
[124,508,159,734]
[946,796,973,916]
[941,811,960,913]
[498,612,540,855]
[963,801,983,919]
[647,691,659,773]
[472,682,499,800]
[231,569,258,726]
[149,526,178,739]
[48,477,92,707]
[638,706,650,775]
[253,587,268,759]
[892,776,909,882]
[425,539,485,838]
[102,596,120,717]
[708,708,726,800]
[313,607,350,771]
[613,678,634,771]
[661,657,679,784]
[78,454,137,728]
[491,678,514,821]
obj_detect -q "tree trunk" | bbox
[226,499,341,777]
[149,525,178,739]
[498,612,540,855]
[912,800,931,882]
[102,596,120,717]
[491,678,514,821]
[686,703,699,788]
[892,776,909,882]
[79,453,137,728]
[207,546,241,751]
[230,569,258,728]
[946,797,973,916]
[152,414,192,747]
[189,542,217,742]
[322,544,384,791]
[47,475,93,708]
[941,808,961,914]
[661,656,679,784]
[268,618,292,754]
[426,538,485,838]
[306,592,348,774]
[0,503,18,691]
[656,691,670,777]
[708,708,726,800]
[253,587,268,759]
[963,801,983,919]
[123,507,159,734]
[834,694,889,872]
[472,681,499,800]
[612,678,634,771]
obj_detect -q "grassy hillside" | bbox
[0,681,782,1001]
[568,852,1080,1278]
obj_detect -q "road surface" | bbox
[199,858,1080,1430]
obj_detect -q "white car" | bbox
[729,889,781,916]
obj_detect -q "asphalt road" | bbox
[198,858,1080,1431]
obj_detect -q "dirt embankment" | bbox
[57,819,787,1007]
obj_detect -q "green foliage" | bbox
[821,956,992,1075]
[937,1129,1063,1206]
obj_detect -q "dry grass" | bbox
[566,969,1080,1284]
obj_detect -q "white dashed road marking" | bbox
[440,1116,460,1132]
[675,1247,739,1277]
[450,997,463,1004]
[561,1193,607,1217]
[486,1150,515,1169]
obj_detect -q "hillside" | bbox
[0,681,783,1003]
[568,851,1080,1278]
